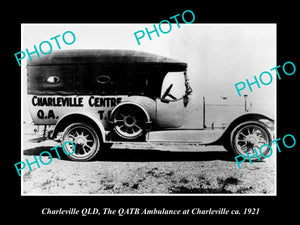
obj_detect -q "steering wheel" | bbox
[162,84,177,100]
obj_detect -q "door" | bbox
[156,72,187,128]
[156,98,185,128]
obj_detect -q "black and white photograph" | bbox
[4,5,297,219]
[21,23,277,195]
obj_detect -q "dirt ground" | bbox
[21,123,276,195]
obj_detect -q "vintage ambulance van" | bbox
[27,49,274,161]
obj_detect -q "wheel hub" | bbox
[76,136,86,145]
[246,135,258,148]
[112,107,146,140]
[124,116,136,128]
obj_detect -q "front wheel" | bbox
[61,122,101,161]
[229,121,272,159]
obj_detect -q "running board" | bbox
[148,129,224,144]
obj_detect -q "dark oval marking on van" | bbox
[46,76,60,84]
[96,75,111,84]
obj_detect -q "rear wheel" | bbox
[61,122,101,161]
[229,121,272,159]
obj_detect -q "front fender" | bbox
[224,112,274,132]
[208,112,274,145]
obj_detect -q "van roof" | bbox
[26,49,187,71]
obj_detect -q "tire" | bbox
[112,105,147,140]
[229,121,272,160]
[61,122,101,161]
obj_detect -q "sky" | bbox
[22,23,276,125]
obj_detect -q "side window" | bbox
[27,65,77,95]
[78,65,129,95]
[129,72,148,95]
[113,72,129,94]
[128,71,166,98]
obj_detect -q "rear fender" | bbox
[51,112,106,142]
